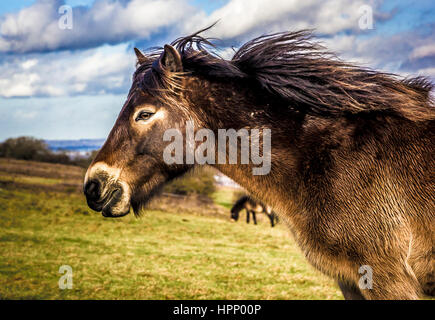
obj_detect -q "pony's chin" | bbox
[130,184,164,216]
[101,202,131,218]
[130,172,183,216]
[130,196,153,216]
[102,208,130,218]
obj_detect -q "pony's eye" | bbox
[135,111,154,122]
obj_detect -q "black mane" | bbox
[135,27,434,121]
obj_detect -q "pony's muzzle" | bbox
[84,176,130,218]
[100,188,128,217]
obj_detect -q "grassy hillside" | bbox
[0,158,341,299]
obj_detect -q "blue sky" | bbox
[0,0,434,140]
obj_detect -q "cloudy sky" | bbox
[0,0,433,140]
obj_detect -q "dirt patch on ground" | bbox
[0,158,84,182]
[148,193,229,219]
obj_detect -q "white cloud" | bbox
[410,44,435,60]
[0,0,194,53]
[184,0,383,40]
[21,59,39,69]
[0,43,136,98]
[415,67,435,77]
[0,0,387,54]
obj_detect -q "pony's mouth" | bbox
[101,188,131,218]
[103,188,120,206]
[83,166,133,218]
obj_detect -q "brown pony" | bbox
[84,28,434,300]
[231,195,279,227]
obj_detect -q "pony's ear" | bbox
[160,44,183,72]
[134,47,147,65]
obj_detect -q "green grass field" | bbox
[0,158,341,300]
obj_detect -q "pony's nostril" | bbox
[85,180,100,200]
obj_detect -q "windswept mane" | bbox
[135,28,434,121]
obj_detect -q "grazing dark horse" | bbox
[84,27,434,300]
[231,195,278,227]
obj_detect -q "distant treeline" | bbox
[164,168,216,198]
[0,136,97,168]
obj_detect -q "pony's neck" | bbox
[215,163,301,216]
[186,75,306,215]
